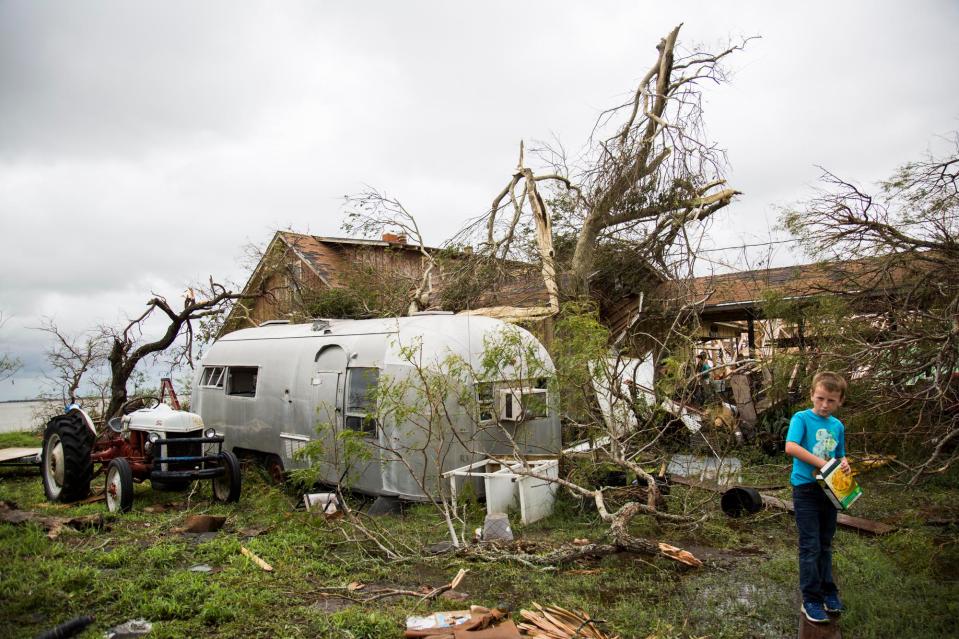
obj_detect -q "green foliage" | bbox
[435,255,501,312]
[1,461,958,638]
[292,418,374,490]
[552,302,610,418]
[304,288,367,320]
[0,431,40,448]
[329,608,396,639]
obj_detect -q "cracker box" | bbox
[818,458,862,510]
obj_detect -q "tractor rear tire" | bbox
[105,458,134,513]
[212,451,241,503]
[41,412,94,503]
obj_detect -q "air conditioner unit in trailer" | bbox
[499,387,548,421]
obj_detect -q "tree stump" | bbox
[798,614,842,639]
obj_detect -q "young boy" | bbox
[784,371,851,624]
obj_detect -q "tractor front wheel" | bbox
[212,451,241,503]
[105,458,134,513]
[41,412,94,503]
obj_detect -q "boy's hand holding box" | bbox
[817,458,862,510]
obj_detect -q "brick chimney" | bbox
[382,232,407,244]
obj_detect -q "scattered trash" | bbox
[666,454,742,487]
[482,513,513,542]
[518,603,619,639]
[406,610,473,632]
[720,487,763,517]
[304,492,342,517]
[0,500,104,540]
[179,514,225,533]
[188,564,213,573]
[104,618,152,639]
[34,615,94,639]
[405,605,518,639]
[240,546,273,572]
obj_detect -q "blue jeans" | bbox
[793,482,839,604]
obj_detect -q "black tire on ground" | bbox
[264,454,285,485]
[41,412,94,503]
[151,479,192,492]
[105,458,134,513]
[212,451,242,503]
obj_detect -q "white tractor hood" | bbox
[123,403,205,433]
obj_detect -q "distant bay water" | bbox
[0,401,61,432]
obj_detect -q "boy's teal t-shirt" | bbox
[785,409,846,486]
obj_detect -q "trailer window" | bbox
[200,366,225,388]
[227,367,258,397]
[345,368,379,434]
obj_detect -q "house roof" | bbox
[677,252,936,321]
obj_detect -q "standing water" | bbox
[0,401,60,433]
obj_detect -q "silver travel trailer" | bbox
[193,313,561,500]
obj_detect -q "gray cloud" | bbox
[1,0,957,400]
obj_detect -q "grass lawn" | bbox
[1,431,956,638]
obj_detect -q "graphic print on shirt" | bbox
[813,428,837,459]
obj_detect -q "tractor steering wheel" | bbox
[120,396,162,415]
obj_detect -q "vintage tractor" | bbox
[41,398,241,513]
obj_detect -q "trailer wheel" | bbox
[41,412,94,503]
[264,454,285,485]
[105,458,134,513]
[212,451,241,503]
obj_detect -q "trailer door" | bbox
[303,345,346,482]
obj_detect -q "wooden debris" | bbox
[0,447,41,464]
[0,500,104,539]
[657,542,703,567]
[760,494,896,536]
[849,455,895,475]
[518,603,619,639]
[798,614,842,638]
[78,490,106,505]
[240,546,273,572]
[671,475,897,536]
[181,514,226,533]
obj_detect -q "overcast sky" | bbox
[1,1,957,401]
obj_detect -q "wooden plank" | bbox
[671,477,896,535]
[760,494,896,536]
[798,614,842,638]
[0,447,41,464]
